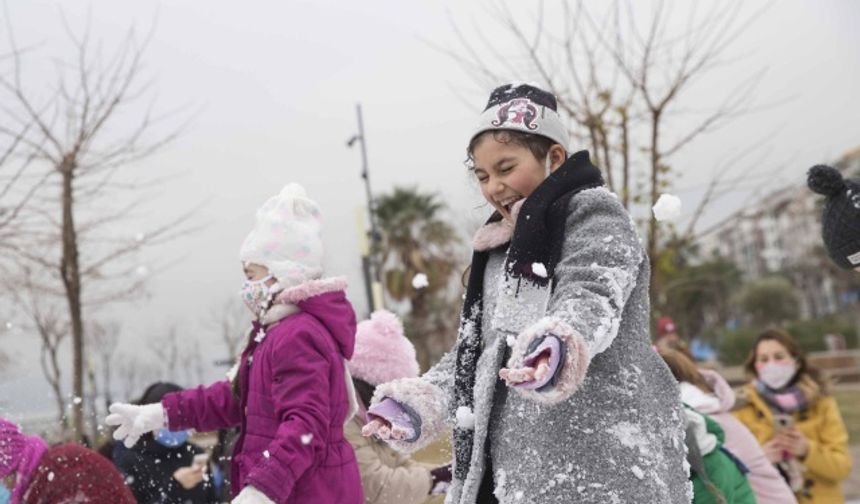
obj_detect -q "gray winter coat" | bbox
[374,187,691,504]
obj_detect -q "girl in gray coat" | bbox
[364,83,690,503]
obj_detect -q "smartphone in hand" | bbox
[773,413,794,431]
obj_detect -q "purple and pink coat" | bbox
[162,278,363,504]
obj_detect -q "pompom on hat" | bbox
[657,317,678,338]
[807,165,860,270]
[239,183,325,288]
[347,310,419,386]
[470,83,569,152]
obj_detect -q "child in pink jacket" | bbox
[660,348,797,504]
[107,184,363,504]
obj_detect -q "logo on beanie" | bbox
[848,250,860,266]
[492,98,538,130]
[849,188,860,210]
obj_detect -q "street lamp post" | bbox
[347,103,384,314]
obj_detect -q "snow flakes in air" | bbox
[411,273,429,289]
[263,450,270,459]
[301,433,313,445]
[455,406,475,430]
[531,262,548,278]
[652,194,682,222]
[47,471,55,482]
[135,265,149,277]
[72,396,82,405]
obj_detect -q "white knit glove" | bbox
[105,402,166,448]
[232,486,275,504]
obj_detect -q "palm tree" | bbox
[373,187,462,370]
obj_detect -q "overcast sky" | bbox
[1,0,858,417]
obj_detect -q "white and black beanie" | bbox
[470,83,569,152]
[807,164,860,270]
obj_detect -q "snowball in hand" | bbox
[411,273,429,289]
[652,194,682,222]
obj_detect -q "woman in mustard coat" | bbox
[732,328,852,503]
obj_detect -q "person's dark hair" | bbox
[136,382,183,405]
[466,130,556,168]
[352,378,376,409]
[743,327,828,395]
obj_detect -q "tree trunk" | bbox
[40,345,65,425]
[59,156,85,442]
[648,111,662,307]
[410,292,432,372]
[619,108,631,209]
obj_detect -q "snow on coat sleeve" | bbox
[370,341,458,453]
[507,188,644,405]
[162,380,242,432]
[244,328,334,499]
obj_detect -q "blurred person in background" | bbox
[732,328,852,503]
[346,310,452,504]
[112,381,219,504]
[0,417,135,504]
[660,347,797,503]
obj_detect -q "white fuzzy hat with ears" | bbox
[348,310,420,386]
[239,183,324,288]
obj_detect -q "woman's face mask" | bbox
[754,340,797,390]
[154,428,191,448]
[756,361,797,390]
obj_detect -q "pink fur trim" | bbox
[506,316,590,405]
[371,377,448,454]
[471,199,524,251]
[275,276,348,304]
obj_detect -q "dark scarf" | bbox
[452,150,603,480]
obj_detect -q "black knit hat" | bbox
[807,165,860,269]
[136,381,182,405]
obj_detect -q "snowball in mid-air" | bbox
[652,194,682,222]
[412,273,429,289]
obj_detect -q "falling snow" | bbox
[411,273,429,289]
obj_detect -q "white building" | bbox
[698,148,860,319]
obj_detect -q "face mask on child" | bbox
[239,274,274,316]
[154,428,191,448]
[756,361,797,390]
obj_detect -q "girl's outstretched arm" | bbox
[501,187,645,404]
[364,341,459,453]
[162,380,243,432]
